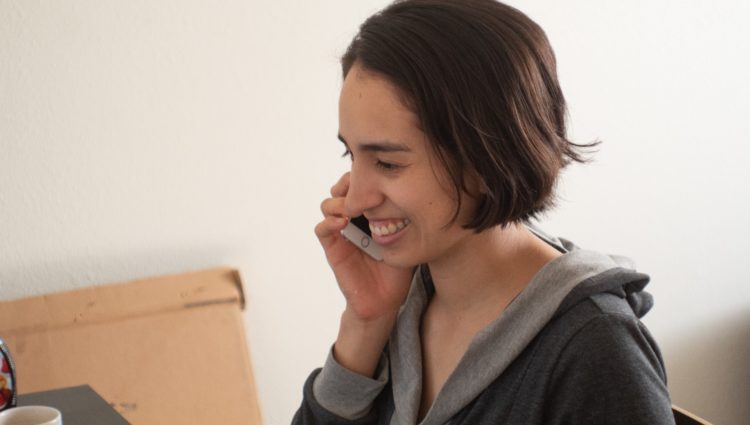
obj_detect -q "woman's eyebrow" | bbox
[337,134,412,153]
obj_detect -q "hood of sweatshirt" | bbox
[387,225,653,425]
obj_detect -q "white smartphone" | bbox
[340,215,384,261]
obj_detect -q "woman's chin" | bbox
[381,251,421,270]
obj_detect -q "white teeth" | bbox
[370,219,410,236]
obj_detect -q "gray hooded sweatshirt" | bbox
[293,229,674,425]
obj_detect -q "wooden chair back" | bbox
[673,405,713,425]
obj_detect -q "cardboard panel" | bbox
[0,268,262,424]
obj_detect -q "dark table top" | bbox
[18,385,129,425]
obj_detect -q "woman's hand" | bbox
[315,172,414,376]
[316,172,414,320]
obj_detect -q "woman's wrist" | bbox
[333,308,399,378]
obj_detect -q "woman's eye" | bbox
[376,160,400,171]
[341,149,352,159]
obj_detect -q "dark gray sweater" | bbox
[293,232,674,425]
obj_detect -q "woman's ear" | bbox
[465,169,489,197]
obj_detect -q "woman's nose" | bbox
[343,168,382,218]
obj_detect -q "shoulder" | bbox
[543,291,666,380]
[535,292,674,424]
[556,295,665,377]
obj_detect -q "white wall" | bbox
[1,1,747,424]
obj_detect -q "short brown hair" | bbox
[342,0,596,231]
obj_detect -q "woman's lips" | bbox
[369,218,410,236]
[369,218,410,245]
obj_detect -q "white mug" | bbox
[0,406,62,425]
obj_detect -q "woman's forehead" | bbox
[339,67,424,152]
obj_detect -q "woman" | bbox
[294,0,674,424]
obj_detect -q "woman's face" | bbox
[338,63,479,268]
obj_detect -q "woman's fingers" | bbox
[316,172,357,263]
[320,196,346,218]
[314,215,349,243]
[330,172,350,197]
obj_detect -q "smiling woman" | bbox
[337,66,483,269]
[293,1,675,424]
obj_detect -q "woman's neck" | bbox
[425,223,562,315]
